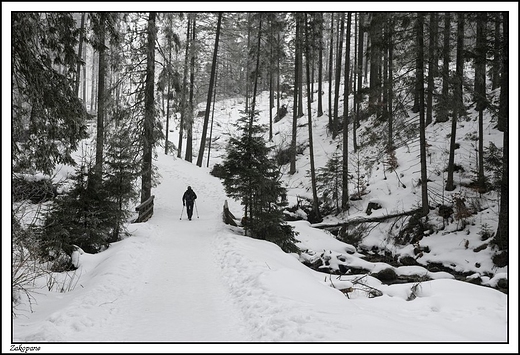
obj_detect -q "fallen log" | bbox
[311,208,422,230]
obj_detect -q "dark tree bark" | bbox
[249,14,262,132]
[495,12,508,250]
[74,13,85,98]
[94,13,106,180]
[497,12,508,133]
[276,31,281,121]
[383,16,389,122]
[141,12,156,202]
[82,39,87,104]
[185,16,196,162]
[304,13,321,222]
[297,20,304,119]
[352,13,358,145]
[207,64,218,168]
[387,16,394,150]
[245,13,251,114]
[475,12,488,191]
[164,45,172,155]
[426,12,437,126]
[328,13,334,127]
[290,14,300,175]
[368,13,382,117]
[333,12,345,139]
[354,13,364,152]
[491,14,501,90]
[91,45,97,112]
[317,13,324,117]
[268,17,275,141]
[178,15,191,158]
[446,13,464,192]
[430,12,439,77]
[197,12,222,167]
[342,12,351,211]
[417,13,429,216]
[438,12,451,124]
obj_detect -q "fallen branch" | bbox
[312,208,422,229]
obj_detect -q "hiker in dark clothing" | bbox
[182,186,197,220]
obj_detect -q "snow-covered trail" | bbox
[84,153,251,341]
[13,153,252,342]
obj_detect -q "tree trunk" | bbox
[446,13,464,191]
[178,15,191,158]
[353,13,358,141]
[355,13,364,152]
[328,13,334,127]
[342,13,351,211]
[426,12,437,126]
[245,14,251,114]
[91,44,98,113]
[311,53,315,103]
[304,13,321,222]
[276,31,281,120]
[249,14,262,133]
[369,13,382,117]
[269,20,274,141]
[290,14,300,175]
[333,12,345,139]
[496,12,507,133]
[475,12,487,191]
[197,13,222,167]
[297,23,304,118]
[438,12,451,123]
[141,12,156,203]
[75,13,85,98]
[94,13,106,180]
[382,20,388,122]
[495,11,508,250]
[317,13,324,117]
[82,39,87,104]
[388,16,394,150]
[164,46,172,155]
[417,13,429,216]
[491,14,501,90]
[207,64,218,168]
[364,32,369,82]
[431,12,439,77]
[185,16,196,163]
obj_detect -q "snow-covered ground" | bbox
[5,13,518,352]
[8,151,512,352]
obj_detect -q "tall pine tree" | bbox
[219,113,299,254]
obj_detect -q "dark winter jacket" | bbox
[182,187,197,204]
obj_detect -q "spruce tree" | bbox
[316,153,343,214]
[220,112,299,254]
[104,116,141,241]
[39,164,118,270]
[12,13,88,175]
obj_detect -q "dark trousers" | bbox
[186,201,194,219]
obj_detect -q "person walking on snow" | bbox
[182,186,197,220]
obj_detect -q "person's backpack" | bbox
[185,190,196,202]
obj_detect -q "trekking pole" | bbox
[194,201,199,218]
[180,205,185,220]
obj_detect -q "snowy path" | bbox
[91,154,252,341]
[11,152,509,346]
[13,153,252,342]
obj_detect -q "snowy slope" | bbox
[10,151,511,352]
[8,81,516,352]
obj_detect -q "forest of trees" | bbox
[11,12,509,273]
